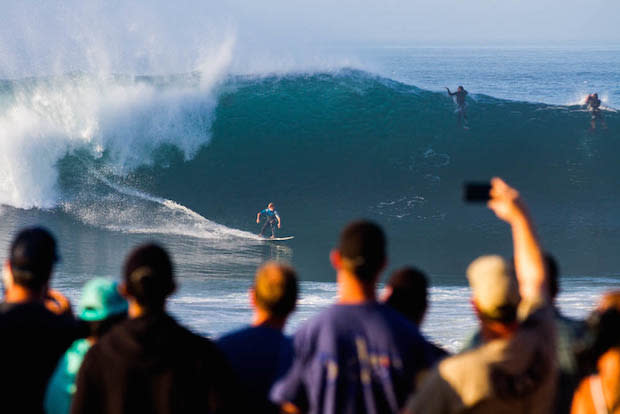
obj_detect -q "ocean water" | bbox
[1,47,619,351]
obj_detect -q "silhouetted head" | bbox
[385,266,428,325]
[123,243,175,312]
[8,227,59,293]
[253,262,298,319]
[578,291,620,373]
[458,86,464,91]
[593,93,599,99]
[337,220,386,283]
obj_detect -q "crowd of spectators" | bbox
[1,177,618,414]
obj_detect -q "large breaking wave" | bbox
[1,69,619,272]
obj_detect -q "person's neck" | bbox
[4,285,44,304]
[252,309,286,331]
[128,301,165,318]
[337,270,376,304]
[480,320,518,341]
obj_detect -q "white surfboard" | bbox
[260,236,295,241]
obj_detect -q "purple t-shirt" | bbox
[271,302,436,414]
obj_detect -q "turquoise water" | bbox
[0,48,619,348]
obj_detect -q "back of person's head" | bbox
[467,255,520,324]
[8,226,59,292]
[458,85,464,90]
[338,220,386,283]
[577,291,620,375]
[545,253,559,300]
[590,292,620,352]
[79,278,128,338]
[385,267,428,325]
[268,202,275,209]
[253,262,298,319]
[123,243,175,312]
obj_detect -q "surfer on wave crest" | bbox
[446,86,469,129]
[585,93,607,131]
[257,202,281,238]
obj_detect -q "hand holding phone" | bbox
[463,182,491,203]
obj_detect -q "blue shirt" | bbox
[218,325,293,414]
[261,209,279,220]
[271,302,436,414]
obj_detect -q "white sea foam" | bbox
[0,36,233,210]
[166,278,614,348]
[78,171,259,240]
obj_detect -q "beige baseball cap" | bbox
[467,255,520,321]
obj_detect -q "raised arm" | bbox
[445,87,455,96]
[487,178,547,305]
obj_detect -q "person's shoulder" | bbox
[218,325,253,340]
[293,304,345,338]
[434,345,497,403]
[0,301,14,314]
[378,303,423,336]
[171,317,217,347]
[217,325,263,349]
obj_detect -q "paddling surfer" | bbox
[446,86,469,127]
[256,202,281,238]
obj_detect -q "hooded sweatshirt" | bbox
[70,313,237,414]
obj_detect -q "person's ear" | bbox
[330,250,341,271]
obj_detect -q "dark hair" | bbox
[9,227,59,291]
[254,262,298,318]
[87,312,127,338]
[545,253,559,299]
[386,267,428,325]
[339,220,386,283]
[577,307,620,376]
[123,243,175,311]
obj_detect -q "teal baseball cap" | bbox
[79,278,128,322]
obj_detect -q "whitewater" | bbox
[0,6,619,348]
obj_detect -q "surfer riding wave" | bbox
[256,202,281,238]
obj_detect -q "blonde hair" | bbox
[254,262,298,317]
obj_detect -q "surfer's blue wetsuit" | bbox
[259,208,280,237]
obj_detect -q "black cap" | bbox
[9,227,59,288]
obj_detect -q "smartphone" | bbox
[463,182,491,202]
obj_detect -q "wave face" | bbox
[2,69,620,274]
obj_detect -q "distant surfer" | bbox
[446,86,469,128]
[256,202,281,238]
[585,93,607,130]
